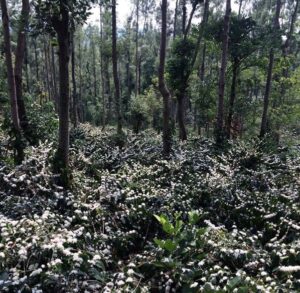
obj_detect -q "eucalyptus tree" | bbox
[34,0,96,182]
[159,0,172,156]
[225,16,258,139]
[111,0,123,135]
[14,0,30,132]
[167,0,209,141]
[259,0,281,138]
[215,0,231,145]
[0,0,26,163]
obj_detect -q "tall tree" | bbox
[135,0,140,97]
[168,0,208,141]
[215,0,231,144]
[52,0,71,174]
[159,0,172,156]
[111,0,123,134]
[1,0,21,132]
[259,0,281,138]
[14,0,30,132]
[71,31,78,127]
[1,0,24,163]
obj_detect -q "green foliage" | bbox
[128,86,162,133]
[26,100,59,143]
[0,127,300,291]
[167,37,197,94]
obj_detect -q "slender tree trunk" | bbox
[44,39,52,102]
[199,43,206,80]
[173,0,179,39]
[260,0,281,138]
[33,40,39,82]
[112,0,122,134]
[175,0,209,141]
[99,4,106,129]
[25,36,30,94]
[215,0,231,145]
[71,32,78,127]
[53,0,71,174]
[226,60,239,139]
[177,92,187,140]
[104,58,112,124]
[159,0,172,156]
[238,0,243,19]
[1,0,24,163]
[280,0,299,94]
[51,45,59,110]
[182,0,187,34]
[1,0,20,132]
[91,37,97,99]
[14,0,30,132]
[78,32,83,122]
[135,0,140,97]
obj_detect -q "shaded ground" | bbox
[0,125,300,292]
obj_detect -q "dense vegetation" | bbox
[1,0,300,292]
[0,122,300,292]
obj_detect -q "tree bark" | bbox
[226,60,239,139]
[99,4,106,129]
[182,0,187,35]
[1,0,21,132]
[260,0,281,138]
[71,32,78,127]
[51,44,59,111]
[112,0,123,134]
[135,0,140,97]
[176,0,209,141]
[159,0,172,156]
[216,0,231,145]
[52,0,71,172]
[14,0,30,132]
[177,92,187,140]
[173,0,179,39]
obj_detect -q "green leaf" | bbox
[154,238,177,252]
[228,277,243,289]
[154,214,175,235]
[188,211,201,225]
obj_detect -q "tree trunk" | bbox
[177,93,187,140]
[176,0,209,141]
[226,60,239,139]
[159,0,172,156]
[182,0,187,34]
[1,0,20,132]
[44,39,52,102]
[25,37,30,94]
[14,0,30,132]
[51,44,59,111]
[216,0,231,145]
[53,0,71,174]
[135,0,140,97]
[78,32,83,122]
[112,0,123,134]
[260,0,281,138]
[99,4,106,129]
[104,58,112,125]
[71,32,78,127]
[1,0,24,163]
[173,0,179,39]
[33,40,39,83]
[238,0,243,19]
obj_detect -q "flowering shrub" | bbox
[0,125,300,292]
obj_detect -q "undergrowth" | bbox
[0,124,300,292]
